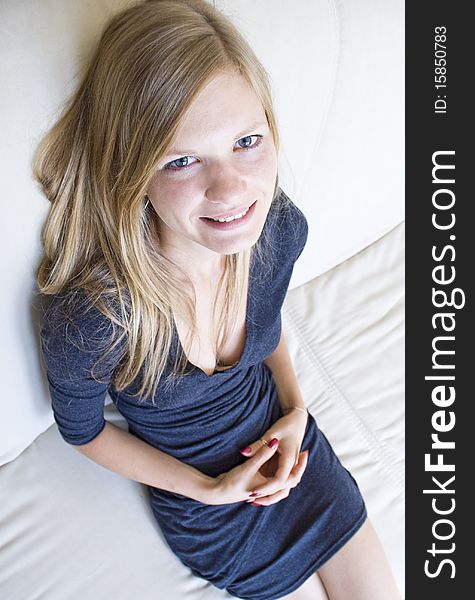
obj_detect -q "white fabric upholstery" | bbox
[0,0,136,465]
[217,0,405,284]
[0,0,403,463]
[283,222,405,596]
[0,223,405,598]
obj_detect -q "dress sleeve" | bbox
[251,191,309,348]
[39,293,122,445]
[276,189,309,265]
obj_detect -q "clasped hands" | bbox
[210,408,309,506]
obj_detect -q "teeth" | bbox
[211,207,249,222]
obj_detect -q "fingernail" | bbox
[268,438,279,449]
[240,446,252,454]
[251,501,262,506]
[249,492,260,497]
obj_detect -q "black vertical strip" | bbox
[406,3,472,598]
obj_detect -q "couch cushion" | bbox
[0,223,404,599]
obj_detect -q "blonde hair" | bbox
[35,0,283,401]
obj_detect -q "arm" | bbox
[41,298,285,507]
[236,330,309,505]
[75,420,286,506]
[69,336,304,506]
[263,330,307,415]
[75,420,215,503]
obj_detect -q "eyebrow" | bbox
[164,120,269,158]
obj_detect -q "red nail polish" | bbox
[249,492,260,497]
[268,438,279,449]
[251,501,262,506]
[240,446,252,454]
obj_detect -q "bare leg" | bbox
[317,518,402,600]
[280,571,329,600]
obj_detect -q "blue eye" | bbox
[165,156,197,170]
[236,135,262,149]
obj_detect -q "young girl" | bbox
[36,1,401,598]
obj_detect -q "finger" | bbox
[288,450,309,487]
[239,437,268,457]
[245,437,279,469]
[253,450,308,497]
[272,452,297,486]
[249,473,287,498]
[248,452,309,505]
[248,486,291,506]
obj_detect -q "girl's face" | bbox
[147,72,278,266]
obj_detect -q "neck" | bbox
[151,219,225,285]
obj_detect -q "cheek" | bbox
[150,177,202,217]
[247,147,278,184]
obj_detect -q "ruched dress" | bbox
[40,190,367,600]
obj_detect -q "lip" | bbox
[200,200,257,230]
[203,202,254,220]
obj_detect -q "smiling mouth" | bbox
[202,201,256,222]
[205,208,249,223]
[200,200,257,228]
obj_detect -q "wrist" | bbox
[194,472,219,504]
[175,462,217,504]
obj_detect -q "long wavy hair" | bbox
[34,0,283,401]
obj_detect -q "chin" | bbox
[201,206,268,255]
[217,241,251,256]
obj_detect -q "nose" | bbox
[204,162,247,206]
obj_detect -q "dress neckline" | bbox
[173,258,254,379]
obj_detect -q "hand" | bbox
[207,438,284,505]
[239,408,309,506]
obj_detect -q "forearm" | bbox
[74,421,215,503]
[264,331,306,413]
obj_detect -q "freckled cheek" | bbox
[245,152,278,186]
[151,178,204,219]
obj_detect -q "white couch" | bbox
[0,223,404,599]
[0,1,404,598]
